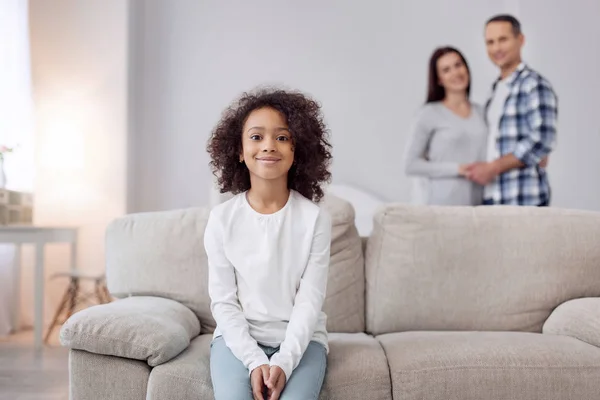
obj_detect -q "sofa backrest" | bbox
[105,207,215,328]
[320,194,365,332]
[365,204,600,335]
[105,194,365,334]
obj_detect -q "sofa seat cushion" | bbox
[147,334,214,399]
[146,333,392,400]
[321,333,392,400]
[378,331,600,400]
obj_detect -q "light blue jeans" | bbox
[210,336,327,400]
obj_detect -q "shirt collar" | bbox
[505,62,526,86]
[493,62,527,89]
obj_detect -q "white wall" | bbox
[129,0,506,211]
[26,0,128,327]
[129,0,599,211]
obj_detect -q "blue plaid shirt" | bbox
[484,63,558,206]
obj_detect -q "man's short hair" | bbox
[486,14,522,36]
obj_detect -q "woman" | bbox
[404,47,487,206]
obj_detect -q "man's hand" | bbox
[250,365,270,400]
[465,162,500,185]
[464,154,548,185]
[265,366,286,400]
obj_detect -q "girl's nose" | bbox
[262,139,276,152]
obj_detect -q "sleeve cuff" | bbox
[450,163,461,176]
[269,355,293,383]
[247,353,270,376]
[513,145,540,166]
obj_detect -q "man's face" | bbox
[485,21,524,70]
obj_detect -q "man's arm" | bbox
[467,80,557,184]
[513,79,558,166]
[489,152,549,176]
[490,153,524,175]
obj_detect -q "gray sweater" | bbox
[404,102,488,206]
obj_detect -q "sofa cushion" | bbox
[105,207,216,331]
[60,296,200,366]
[320,194,365,333]
[320,333,392,400]
[543,297,600,348]
[106,194,364,334]
[378,331,600,400]
[146,334,214,400]
[146,333,391,400]
[366,205,600,335]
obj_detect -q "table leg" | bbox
[34,243,44,351]
[11,244,21,333]
[70,239,77,272]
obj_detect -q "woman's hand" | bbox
[266,366,286,400]
[250,364,270,400]
[458,164,469,176]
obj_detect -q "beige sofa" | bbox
[60,196,600,399]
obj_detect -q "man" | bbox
[466,14,558,206]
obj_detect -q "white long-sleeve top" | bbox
[204,190,331,381]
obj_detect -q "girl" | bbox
[404,46,488,206]
[205,88,333,400]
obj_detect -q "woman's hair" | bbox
[207,87,333,202]
[426,46,471,103]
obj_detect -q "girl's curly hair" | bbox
[207,87,332,202]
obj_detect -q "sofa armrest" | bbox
[60,296,201,366]
[543,297,600,348]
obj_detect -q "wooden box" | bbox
[0,189,33,225]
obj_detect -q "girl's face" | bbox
[436,52,470,94]
[241,107,295,185]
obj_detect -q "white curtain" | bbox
[0,0,34,335]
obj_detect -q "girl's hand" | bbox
[266,366,286,400]
[250,364,270,400]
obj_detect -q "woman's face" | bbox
[436,52,470,94]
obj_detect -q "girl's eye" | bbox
[277,136,290,141]
[250,135,261,140]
